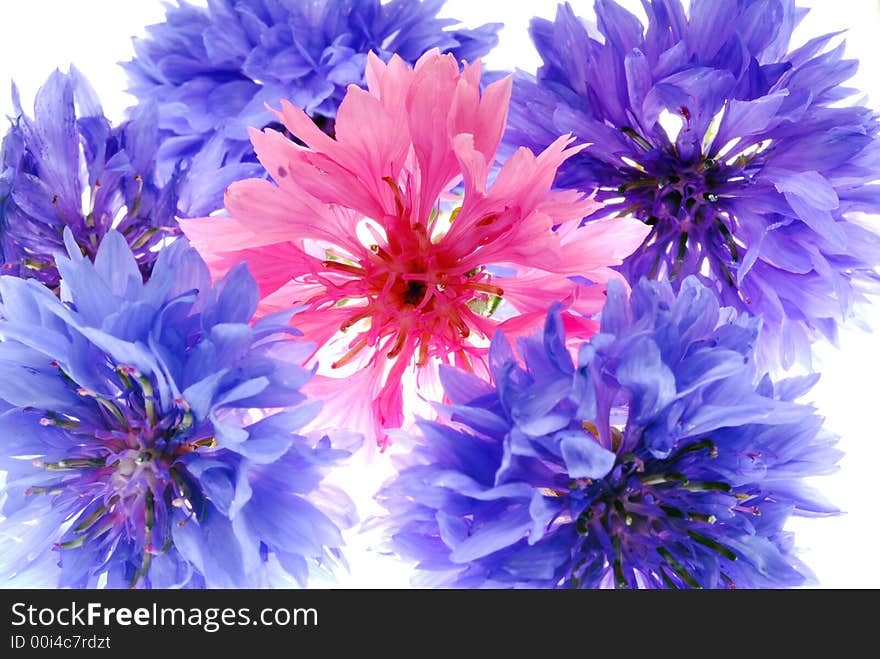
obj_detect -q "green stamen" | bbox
[687,531,737,561]
[658,547,701,588]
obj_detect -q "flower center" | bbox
[30,362,215,585]
[313,209,504,370]
[560,434,757,589]
[613,124,755,285]
[401,280,428,307]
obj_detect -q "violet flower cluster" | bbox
[379,278,839,588]
[0,69,184,288]
[0,69,253,289]
[0,230,358,588]
[506,0,880,368]
[122,0,501,207]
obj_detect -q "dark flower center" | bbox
[401,279,428,307]
[624,161,722,226]
[564,435,751,589]
[610,123,758,285]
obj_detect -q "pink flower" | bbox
[181,50,649,449]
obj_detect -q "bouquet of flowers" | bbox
[0,0,877,589]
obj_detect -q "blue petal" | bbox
[683,398,805,435]
[502,537,570,580]
[193,464,237,516]
[202,262,259,328]
[614,336,676,424]
[439,364,495,405]
[715,91,788,145]
[542,303,574,375]
[182,370,226,420]
[210,414,250,448]
[676,347,750,397]
[449,506,532,563]
[436,510,469,549]
[595,0,644,53]
[144,238,212,308]
[488,328,516,380]
[0,345,81,410]
[527,490,564,544]
[208,323,256,367]
[687,0,738,59]
[556,429,616,479]
[274,551,309,587]
[244,487,343,558]
[446,405,509,438]
[93,230,144,298]
[599,278,631,337]
[235,406,320,464]
[172,506,255,588]
[148,548,194,588]
[774,171,845,247]
[214,376,270,408]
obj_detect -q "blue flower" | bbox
[122,0,502,207]
[0,68,246,290]
[0,229,359,588]
[505,0,880,369]
[379,277,839,588]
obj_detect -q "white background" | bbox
[1,0,879,588]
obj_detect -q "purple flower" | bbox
[0,69,172,288]
[0,69,245,289]
[0,230,359,588]
[122,0,502,209]
[506,0,880,368]
[379,277,839,588]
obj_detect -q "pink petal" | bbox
[496,309,599,343]
[407,52,463,219]
[185,242,319,310]
[496,268,580,315]
[557,216,652,272]
[470,74,512,165]
[247,126,299,186]
[303,365,387,458]
[224,176,364,254]
[443,135,587,260]
[282,306,359,351]
[334,85,411,206]
[272,98,337,154]
[365,52,413,116]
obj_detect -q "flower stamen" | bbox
[332,336,370,369]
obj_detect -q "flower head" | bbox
[379,277,839,588]
[123,0,502,207]
[0,69,204,289]
[181,50,649,448]
[506,0,880,368]
[0,230,358,588]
